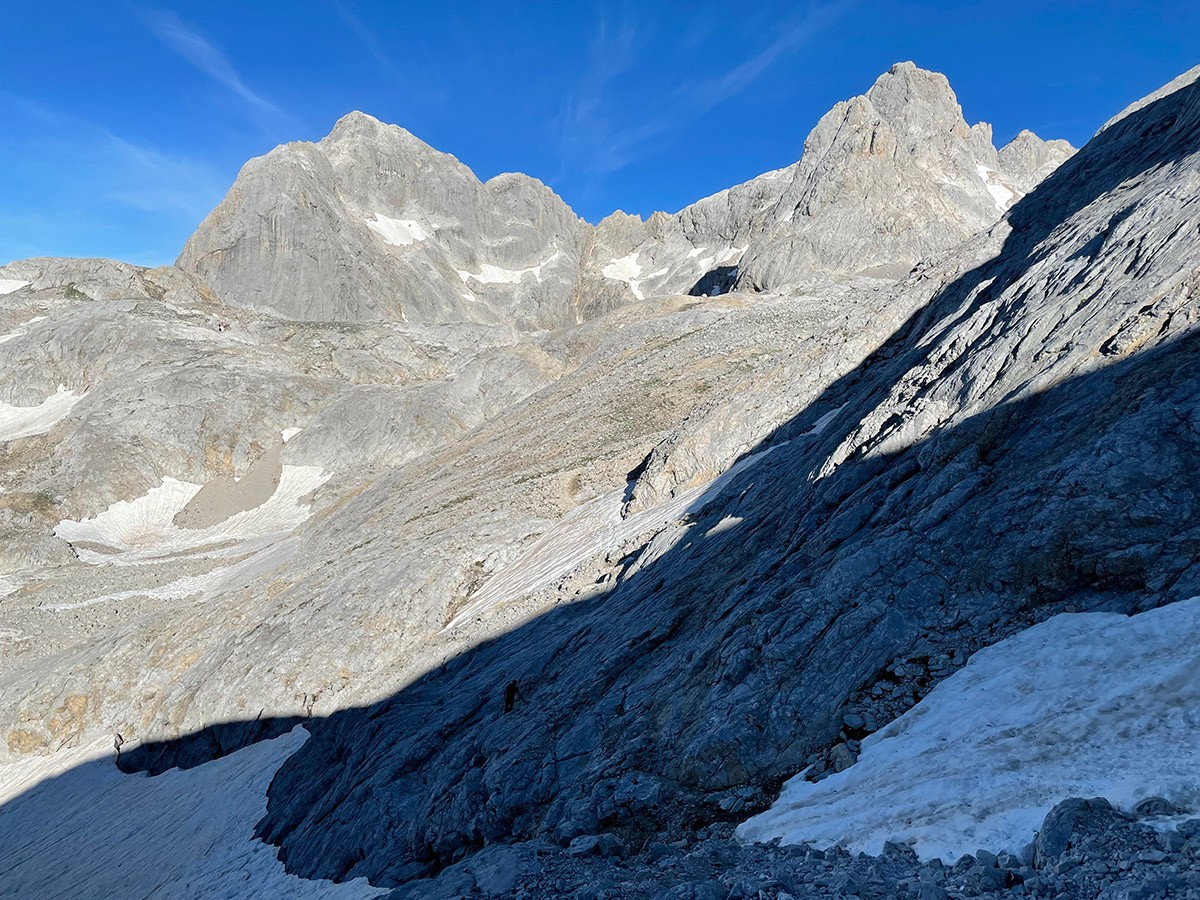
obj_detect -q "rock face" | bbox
[602,61,1075,306]
[178,112,594,328]
[248,66,1200,885]
[177,64,1072,330]
[736,63,1030,286]
[19,57,1198,900]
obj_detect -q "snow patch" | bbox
[365,214,429,246]
[281,427,302,443]
[602,252,643,282]
[602,252,670,300]
[0,278,30,294]
[457,251,564,285]
[976,164,1017,211]
[738,597,1200,861]
[691,245,747,274]
[0,728,385,899]
[0,386,83,442]
[54,466,329,565]
[44,537,299,610]
[802,403,848,437]
[0,315,46,345]
[705,515,743,537]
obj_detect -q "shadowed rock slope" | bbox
[249,67,1200,886]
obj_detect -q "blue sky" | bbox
[1,1,1196,266]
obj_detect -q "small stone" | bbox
[972,865,1011,891]
[975,848,998,867]
[567,833,624,858]
[646,842,674,862]
[1159,830,1186,853]
[651,880,726,900]
[912,884,949,900]
[1033,798,1125,868]
[1178,818,1200,841]
[883,840,918,863]
[1135,796,1181,818]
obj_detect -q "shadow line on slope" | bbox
[4,73,1200,893]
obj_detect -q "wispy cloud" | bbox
[0,95,228,265]
[554,2,850,202]
[326,0,448,109]
[676,6,846,115]
[101,134,227,218]
[329,0,405,85]
[140,8,289,126]
[554,18,643,181]
[0,91,63,125]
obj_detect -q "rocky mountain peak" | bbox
[859,60,968,138]
[176,64,1074,325]
[997,129,1077,191]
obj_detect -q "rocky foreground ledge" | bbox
[391,798,1200,899]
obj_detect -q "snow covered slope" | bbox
[0,728,383,899]
[739,597,1200,860]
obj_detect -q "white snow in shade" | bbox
[601,252,670,300]
[364,213,429,246]
[802,403,848,437]
[457,251,564,286]
[0,278,30,294]
[0,728,386,899]
[53,465,329,565]
[0,386,82,442]
[738,597,1200,862]
[688,245,748,275]
[975,163,1017,211]
[446,444,780,629]
[704,515,743,537]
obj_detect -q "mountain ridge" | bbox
[10,60,1200,900]
[174,62,1073,326]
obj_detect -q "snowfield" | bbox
[0,386,83,442]
[739,597,1200,861]
[456,250,565,285]
[0,728,385,900]
[364,214,430,246]
[601,252,669,300]
[53,465,329,565]
[975,163,1017,211]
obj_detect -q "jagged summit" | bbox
[178,105,592,328]
[176,64,1072,326]
[731,62,1075,288]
